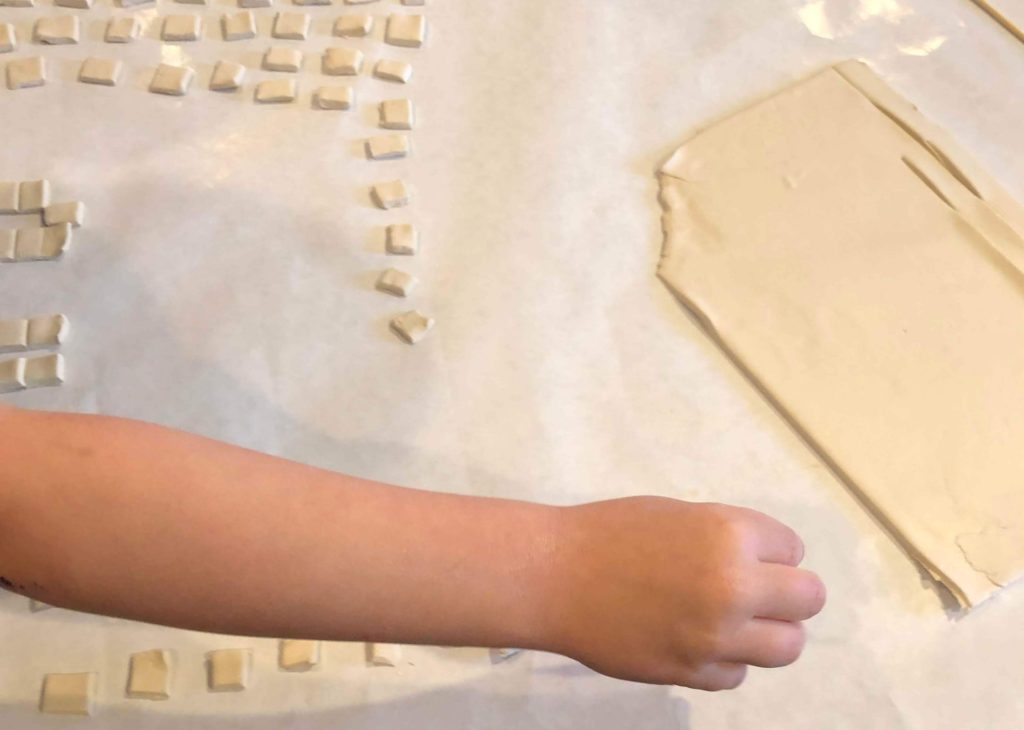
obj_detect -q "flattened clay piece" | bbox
[0,229,13,261]
[0,358,26,394]
[322,46,362,75]
[105,16,141,43]
[255,78,296,103]
[366,134,409,160]
[206,649,251,692]
[0,318,28,354]
[371,179,410,209]
[238,0,270,7]
[13,228,46,260]
[334,14,373,37]
[127,649,171,700]
[119,0,153,7]
[390,311,433,344]
[18,180,49,213]
[40,672,94,715]
[379,98,414,130]
[272,11,310,39]
[210,60,245,91]
[79,58,122,86]
[26,314,69,347]
[175,0,207,5]
[149,64,194,96]
[41,223,71,259]
[0,22,16,54]
[162,15,202,41]
[278,640,320,671]
[376,268,417,297]
[23,353,65,388]
[222,11,256,41]
[55,0,92,8]
[0,315,64,352]
[35,16,79,45]
[0,0,34,7]
[0,181,19,213]
[657,61,1024,609]
[385,223,417,254]
[263,46,302,72]
[402,0,424,4]
[369,643,402,666]
[345,0,379,4]
[29,599,51,611]
[314,85,353,110]
[44,201,85,227]
[373,59,412,83]
[385,14,425,48]
[7,56,45,89]
[293,0,328,6]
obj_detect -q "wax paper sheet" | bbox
[2,0,1024,728]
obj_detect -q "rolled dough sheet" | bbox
[657,61,1024,610]
[970,0,1024,42]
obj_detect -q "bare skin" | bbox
[0,403,825,691]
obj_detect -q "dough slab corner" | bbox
[656,60,1024,610]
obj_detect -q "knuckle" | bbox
[771,625,806,666]
[786,530,806,566]
[705,664,748,692]
[792,570,827,616]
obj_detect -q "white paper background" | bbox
[2,0,1024,727]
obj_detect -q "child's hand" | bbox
[545,497,825,691]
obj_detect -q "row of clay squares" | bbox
[36,638,522,716]
[0,179,77,394]
[6,54,412,102]
[2,13,422,101]
[0,12,425,46]
[362,1,425,341]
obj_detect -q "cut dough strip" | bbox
[0,314,69,353]
[1,353,65,393]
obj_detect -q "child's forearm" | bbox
[0,405,564,649]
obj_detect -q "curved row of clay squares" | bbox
[0,12,426,47]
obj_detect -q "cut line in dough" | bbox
[657,61,1024,609]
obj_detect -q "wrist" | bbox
[511,504,578,654]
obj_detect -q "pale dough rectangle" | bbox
[657,61,1024,609]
